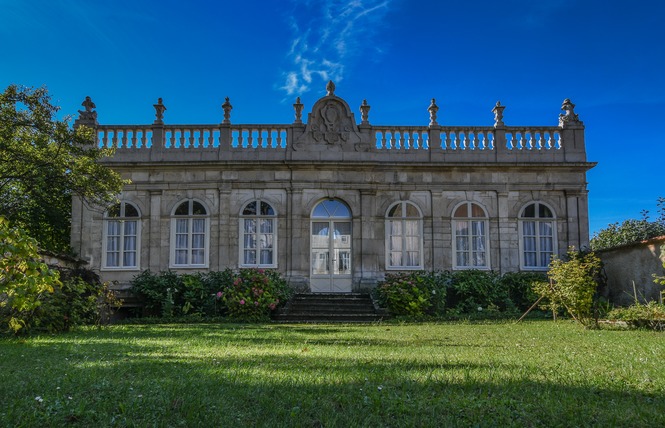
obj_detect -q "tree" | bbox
[0,217,61,333]
[0,84,126,252]
[590,198,665,251]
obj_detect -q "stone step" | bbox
[273,293,387,323]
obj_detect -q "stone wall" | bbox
[597,236,665,306]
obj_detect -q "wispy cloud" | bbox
[279,0,392,96]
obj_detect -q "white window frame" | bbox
[102,201,141,271]
[385,201,424,270]
[518,202,557,271]
[452,202,490,270]
[169,199,210,268]
[239,200,278,268]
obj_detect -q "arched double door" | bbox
[310,199,352,293]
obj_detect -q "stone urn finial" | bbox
[492,101,505,127]
[428,98,439,126]
[559,98,581,127]
[360,99,371,125]
[293,96,304,124]
[153,98,166,125]
[222,97,233,124]
[326,80,336,96]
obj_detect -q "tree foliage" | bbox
[590,198,665,251]
[0,217,61,333]
[0,84,125,252]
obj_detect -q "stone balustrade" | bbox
[83,92,586,163]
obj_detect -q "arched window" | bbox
[170,199,209,267]
[519,202,556,270]
[452,202,489,269]
[385,201,423,269]
[240,200,277,267]
[103,201,140,269]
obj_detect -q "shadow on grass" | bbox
[1,323,663,427]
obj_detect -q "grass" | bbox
[1,320,663,427]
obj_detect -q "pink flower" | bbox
[258,269,265,274]
[254,301,259,306]
[239,299,245,305]
[216,291,223,298]
[269,303,276,310]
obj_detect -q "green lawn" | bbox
[1,321,663,427]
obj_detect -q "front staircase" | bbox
[273,293,388,323]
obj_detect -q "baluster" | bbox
[472,130,479,150]
[416,132,423,149]
[444,131,451,150]
[255,129,262,148]
[379,131,386,149]
[246,129,253,148]
[266,129,272,148]
[277,129,283,148]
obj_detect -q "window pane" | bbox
[124,203,139,217]
[260,201,275,216]
[175,202,189,215]
[456,251,469,267]
[390,252,402,267]
[123,251,136,267]
[175,249,188,265]
[471,203,485,218]
[107,204,121,217]
[244,219,256,233]
[260,219,273,233]
[243,201,257,215]
[191,250,204,265]
[176,234,188,250]
[454,204,467,218]
[456,236,468,251]
[311,222,329,248]
[244,234,256,249]
[244,250,256,265]
[539,204,553,218]
[387,204,400,217]
[107,221,120,236]
[107,251,119,267]
[404,203,419,217]
[406,251,419,267]
[192,219,205,233]
[260,249,273,265]
[523,203,536,218]
[192,234,205,249]
[456,221,469,236]
[390,236,402,251]
[124,220,137,236]
[192,202,207,215]
[176,219,188,234]
[404,220,419,236]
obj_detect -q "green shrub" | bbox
[219,269,291,321]
[131,269,236,317]
[607,301,665,330]
[535,249,603,327]
[499,271,547,311]
[375,271,448,316]
[447,270,511,313]
[131,269,290,321]
[28,274,119,333]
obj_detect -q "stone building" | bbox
[71,82,594,293]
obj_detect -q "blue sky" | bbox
[2,0,664,235]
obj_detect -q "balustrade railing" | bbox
[96,124,566,157]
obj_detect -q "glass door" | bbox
[310,200,352,293]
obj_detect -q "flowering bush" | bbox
[375,271,448,316]
[217,269,291,321]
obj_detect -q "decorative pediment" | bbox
[293,81,368,152]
